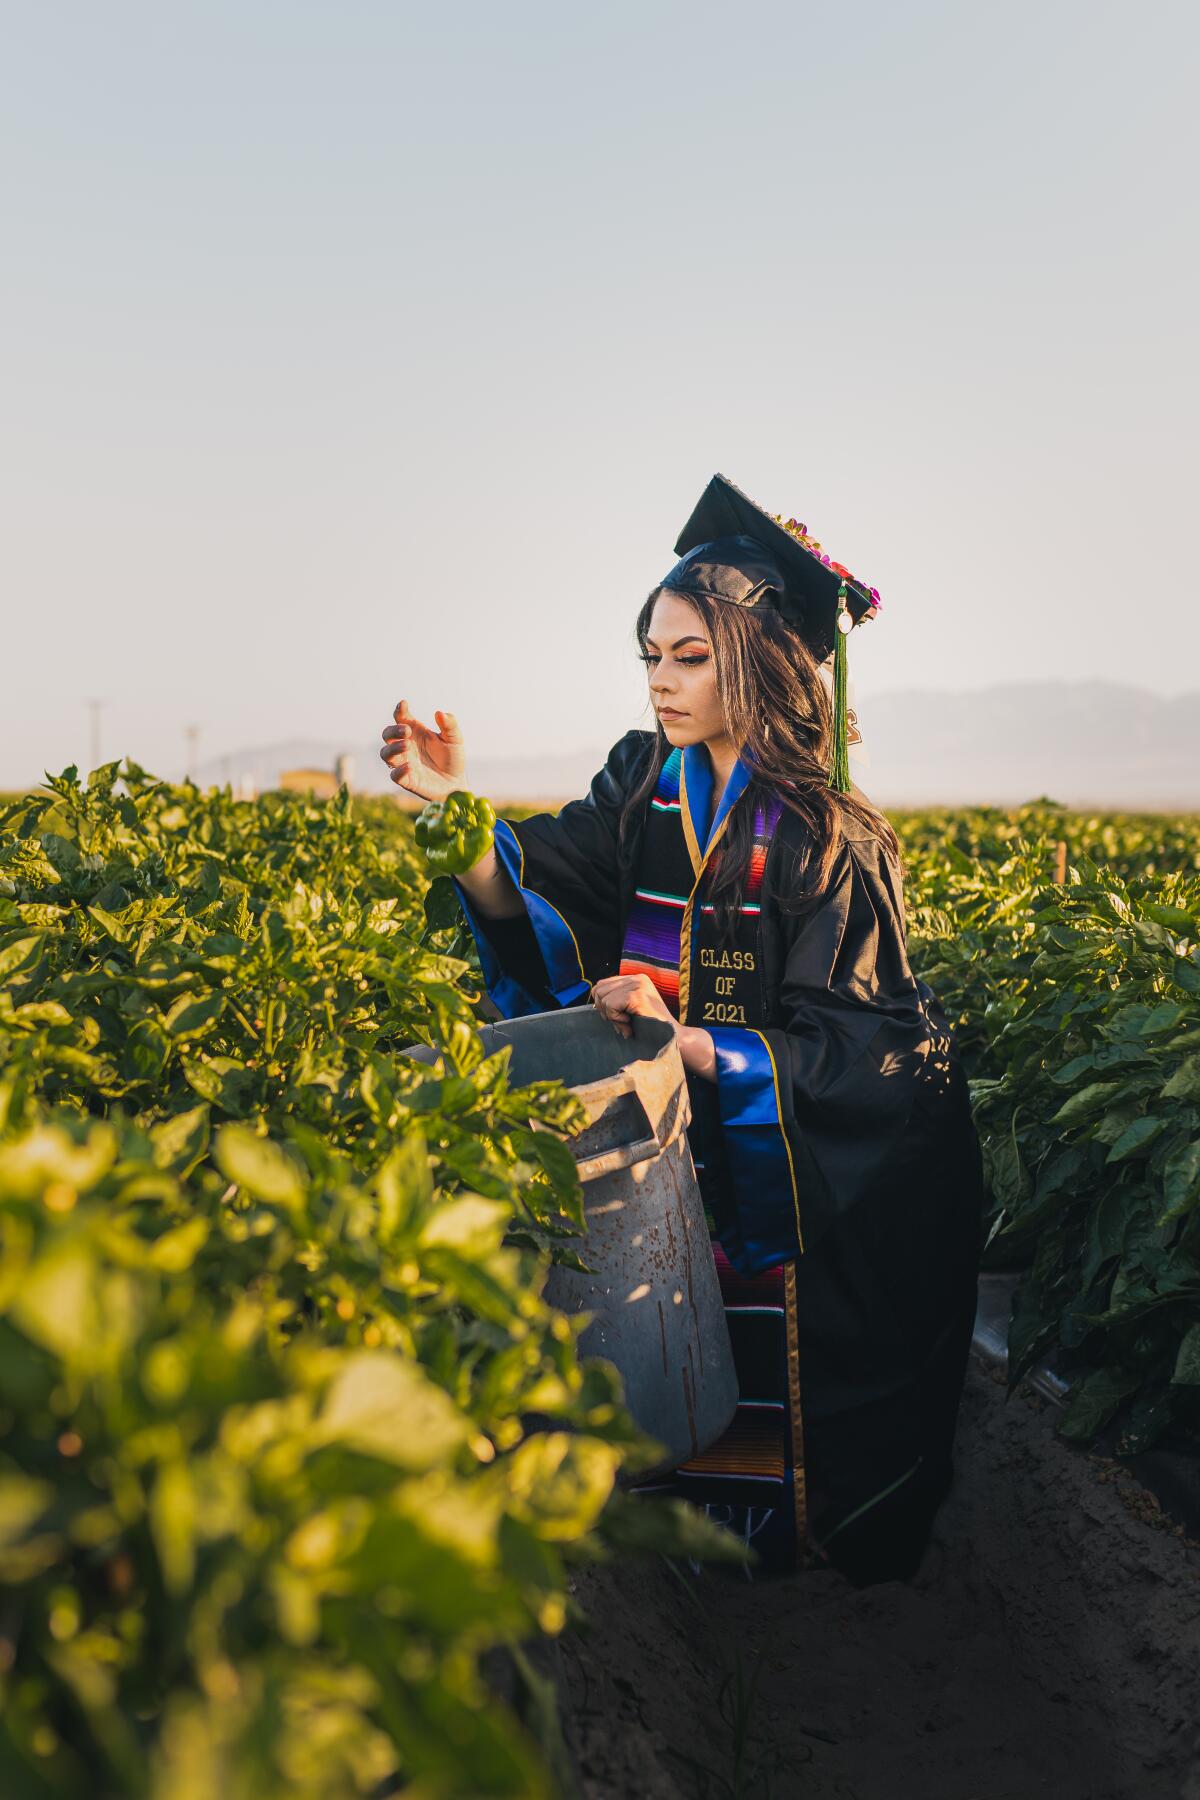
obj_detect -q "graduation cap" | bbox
[660,473,881,793]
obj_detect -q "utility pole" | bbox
[85,699,105,772]
[184,724,201,784]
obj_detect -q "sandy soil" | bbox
[559,1359,1200,1800]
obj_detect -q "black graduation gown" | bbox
[459,731,984,1584]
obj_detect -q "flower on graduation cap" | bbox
[774,515,882,609]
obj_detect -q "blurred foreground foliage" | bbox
[0,764,727,1800]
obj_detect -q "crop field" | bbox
[896,803,1200,1454]
[0,767,1197,1796]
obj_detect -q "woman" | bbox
[381,475,983,1586]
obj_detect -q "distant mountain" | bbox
[198,684,1200,810]
[859,683,1199,809]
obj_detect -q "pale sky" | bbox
[2,0,1197,787]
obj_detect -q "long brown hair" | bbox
[621,587,900,936]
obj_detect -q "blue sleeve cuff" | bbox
[454,820,591,1019]
[709,1026,804,1262]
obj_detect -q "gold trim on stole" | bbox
[678,755,704,878]
[750,1029,804,1253]
[783,1260,808,1560]
[676,805,737,1023]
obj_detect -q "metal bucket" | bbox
[408,1010,737,1474]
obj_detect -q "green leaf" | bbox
[1162,1056,1200,1103]
[120,1017,171,1082]
[0,933,45,982]
[150,1460,196,1595]
[1081,1184,1138,1288]
[598,1490,749,1563]
[376,1130,433,1243]
[1158,1139,1200,1225]
[1106,1116,1167,1164]
[502,1433,619,1540]
[150,1105,211,1177]
[424,874,464,935]
[164,991,226,1038]
[420,1196,510,1257]
[1172,1322,1200,1385]
[1049,1053,1096,1086]
[1144,902,1196,935]
[86,760,122,793]
[313,1352,470,1469]
[1117,1385,1177,1455]
[11,1000,72,1028]
[1139,1002,1188,1037]
[181,1054,256,1115]
[91,879,132,914]
[0,1121,117,1199]
[1050,1081,1121,1126]
[528,1132,583,1202]
[88,903,132,944]
[988,1125,1031,1211]
[215,1125,305,1212]
[1095,1106,1140,1147]
[13,1247,96,1359]
[1059,1366,1141,1442]
[148,1216,209,1272]
[0,1474,54,1548]
[40,833,81,876]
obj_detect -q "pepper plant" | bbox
[900,810,1200,1455]
[0,763,723,1799]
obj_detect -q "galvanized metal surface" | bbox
[973,1272,1068,1404]
[407,1010,737,1475]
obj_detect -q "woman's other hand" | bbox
[379,701,466,803]
[590,973,717,1079]
[590,972,674,1039]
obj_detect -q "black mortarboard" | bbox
[663,473,879,665]
[659,474,882,792]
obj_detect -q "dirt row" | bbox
[558,1358,1200,1799]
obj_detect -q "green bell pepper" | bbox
[414,790,497,875]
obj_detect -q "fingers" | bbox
[590,974,659,1038]
[434,709,461,742]
[592,974,655,1005]
[379,726,416,788]
[382,706,417,767]
[591,979,634,1038]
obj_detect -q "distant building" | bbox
[280,768,340,798]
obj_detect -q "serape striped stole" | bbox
[618,748,775,1023]
[620,750,806,1566]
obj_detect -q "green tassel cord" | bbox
[827,580,852,794]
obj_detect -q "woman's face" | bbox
[642,591,730,750]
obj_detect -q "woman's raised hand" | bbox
[379,701,466,803]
